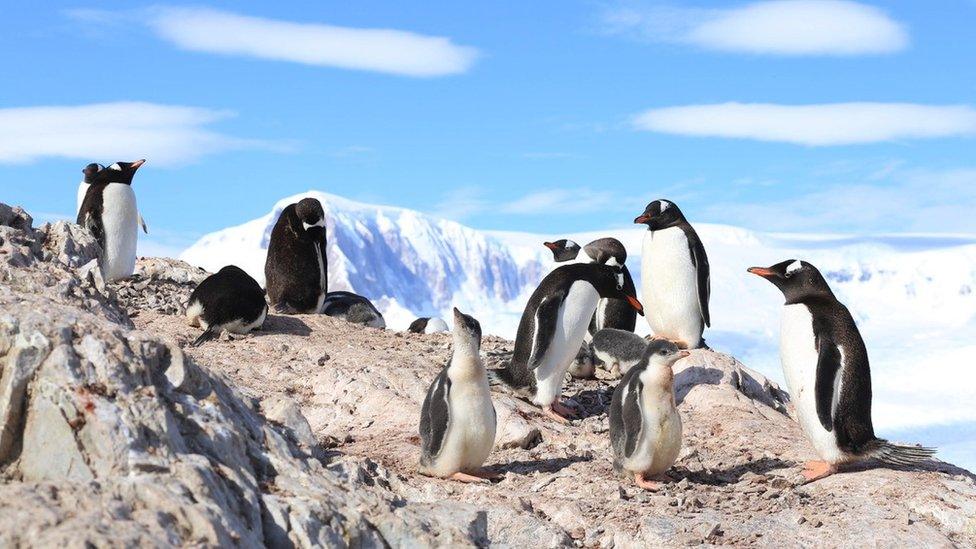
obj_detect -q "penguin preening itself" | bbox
[546,238,640,337]
[321,291,386,328]
[591,328,648,377]
[492,263,644,423]
[76,159,147,281]
[408,317,449,334]
[610,339,688,491]
[77,162,148,234]
[748,260,935,482]
[635,200,710,349]
[186,265,267,347]
[265,198,328,314]
[419,308,500,483]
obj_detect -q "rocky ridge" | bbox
[2,203,975,547]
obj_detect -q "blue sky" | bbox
[1,1,975,255]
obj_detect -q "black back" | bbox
[265,199,328,313]
[77,184,107,250]
[590,264,639,334]
[321,291,383,323]
[189,265,267,326]
[419,362,452,465]
[408,317,431,333]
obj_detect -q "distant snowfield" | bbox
[181,190,976,471]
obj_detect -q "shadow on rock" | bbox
[261,315,312,337]
[572,387,614,419]
[674,366,724,405]
[675,456,796,486]
[497,455,591,476]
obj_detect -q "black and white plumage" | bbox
[76,159,146,281]
[419,308,498,482]
[491,263,644,422]
[186,265,267,347]
[321,291,386,328]
[543,239,582,262]
[265,198,328,314]
[591,328,648,377]
[77,162,148,234]
[748,260,935,482]
[635,200,710,349]
[408,317,449,334]
[609,339,688,490]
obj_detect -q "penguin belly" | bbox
[623,384,682,475]
[533,283,600,406]
[780,304,846,463]
[428,362,496,475]
[100,184,139,281]
[76,182,89,215]
[641,228,701,347]
[313,244,327,313]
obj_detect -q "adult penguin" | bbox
[265,198,328,314]
[76,159,146,281]
[634,199,710,349]
[748,259,935,482]
[491,263,644,423]
[77,162,148,234]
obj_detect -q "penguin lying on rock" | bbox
[749,260,936,482]
[419,308,501,483]
[610,339,688,490]
[186,265,267,347]
[321,291,386,328]
[408,317,449,334]
[591,328,649,377]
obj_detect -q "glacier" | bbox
[180,190,976,471]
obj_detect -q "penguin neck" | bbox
[638,363,677,403]
[448,341,484,379]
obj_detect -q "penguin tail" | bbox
[191,326,217,347]
[864,439,936,467]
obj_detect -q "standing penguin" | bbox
[419,308,500,483]
[610,339,688,490]
[748,260,935,482]
[492,263,644,423]
[77,162,148,234]
[634,200,710,349]
[76,159,146,281]
[265,198,328,314]
[186,265,268,346]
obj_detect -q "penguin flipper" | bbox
[814,331,842,432]
[686,232,711,327]
[419,365,452,463]
[139,214,149,234]
[528,292,565,370]
[191,326,217,347]
[83,212,106,252]
[618,373,644,458]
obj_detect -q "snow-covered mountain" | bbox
[180,190,976,470]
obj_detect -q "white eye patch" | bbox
[108,163,122,171]
[566,240,579,248]
[786,260,803,275]
[659,200,671,212]
[605,257,621,268]
[302,219,325,230]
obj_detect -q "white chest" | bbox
[532,282,600,405]
[435,356,496,472]
[640,228,700,342]
[100,184,139,281]
[623,370,682,474]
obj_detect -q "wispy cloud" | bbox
[601,1,908,56]
[80,6,479,77]
[431,187,492,221]
[0,102,284,166]
[329,145,375,159]
[633,102,976,146]
[500,188,617,214]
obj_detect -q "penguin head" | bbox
[583,237,627,266]
[82,163,105,184]
[641,338,690,370]
[90,159,146,185]
[295,198,326,232]
[747,259,834,303]
[543,239,581,262]
[451,307,482,353]
[589,264,644,316]
[634,199,685,230]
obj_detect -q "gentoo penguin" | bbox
[186,265,267,346]
[408,317,450,334]
[419,308,500,483]
[748,260,935,482]
[321,291,386,328]
[546,237,640,337]
[77,162,148,234]
[265,198,328,314]
[492,263,644,423]
[609,339,688,490]
[543,239,581,262]
[591,328,648,377]
[76,159,146,281]
[634,200,710,349]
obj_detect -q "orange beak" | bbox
[625,294,644,316]
[634,214,651,224]
[677,350,690,359]
[747,266,776,278]
[543,241,559,250]
[131,159,146,169]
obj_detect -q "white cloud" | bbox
[501,189,616,215]
[0,102,282,166]
[602,0,908,55]
[141,6,478,77]
[633,102,976,145]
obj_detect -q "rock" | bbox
[264,396,317,448]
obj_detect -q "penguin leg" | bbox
[468,468,505,481]
[634,472,663,491]
[801,460,837,483]
[449,472,491,484]
[543,400,577,423]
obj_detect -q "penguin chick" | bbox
[419,308,500,483]
[186,265,267,347]
[609,339,689,491]
[543,239,581,262]
[592,328,648,377]
[748,260,936,482]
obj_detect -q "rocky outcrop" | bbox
[2,204,976,547]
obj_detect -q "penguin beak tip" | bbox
[747,267,775,278]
